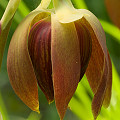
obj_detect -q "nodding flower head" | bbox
[7,0,112,120]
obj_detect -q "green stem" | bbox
[73,0,87,9]
[53,0,73,10]
[35,0,51,10]
[1,0,21,30]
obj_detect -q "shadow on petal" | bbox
[28,17,54,103]
[74,19,92,80]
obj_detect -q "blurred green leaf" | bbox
[0,91,9,120]
[27,112,41,120]
[71,0,87,9]
[100,20,120,43]
[18,1,30,17]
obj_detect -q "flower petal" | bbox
[92,52,112,119]
[74,20,92,80]
[92,58,108,119]
[105,0,120,28]
[7,11,50,112]
[51,13,80,120]
[103,51,112,107]
[78,10,112,119]
[28,17,54,103]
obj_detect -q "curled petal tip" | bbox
[35,106,40,114]
[32,103,40,113]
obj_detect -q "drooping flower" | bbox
[105,0,120,28]
[7,0,112,120]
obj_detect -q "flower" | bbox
[7,0,112,120]
[105,0,120,28]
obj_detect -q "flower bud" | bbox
[7,1,112,120]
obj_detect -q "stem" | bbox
[73,0,87,9]
[1,0,21,30]
[53,0,73,10]
[35,0,51,10]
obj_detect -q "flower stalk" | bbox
[35,0,51,10]
[1,0,21,30]
[0,0,21,69]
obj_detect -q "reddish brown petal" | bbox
[105,0,120,28]
[92,52,112,119]
[28,17,54,103]
[103,51,112,107]
[7,11,49,112]
[92,57,107,119]
[85,28,105,94]
[80,17,105,94]
[78,13,112,119]
[51,14,80,120]
[74,20,92,80]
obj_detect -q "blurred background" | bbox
[0,0,120,120]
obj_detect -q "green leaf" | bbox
[0,91,9,120]
[27,112,41,120]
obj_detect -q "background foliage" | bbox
[0,0,120,120]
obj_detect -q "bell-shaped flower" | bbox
[105,0,120,28]
[7,0,112,120]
